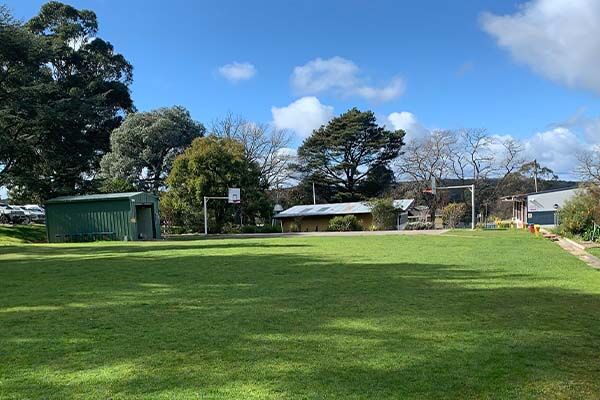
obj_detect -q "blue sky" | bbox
[3,0,600,197]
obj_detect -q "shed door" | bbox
[135,205,155,240]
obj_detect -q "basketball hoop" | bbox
[228,188,241,204]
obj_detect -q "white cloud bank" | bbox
[218,62,257,82]
[271,96,334,138]
[481,0,600,94]
[291,57,404,102]
[385,111,430,140]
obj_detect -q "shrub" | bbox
[328,215,363,231]
[405,222,434,230]
[239,225,282,234]
[369,198,397,230]
[559,189,600,240]
[441,203,467,228]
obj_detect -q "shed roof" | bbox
[46,192,156,204]
[274,199,414,219]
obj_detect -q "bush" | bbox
[369,198,397,230]
[558,190,599,240]
[328,215,363,231]
[240,225,282,234]
[405,222,434,230]
[441,203,467,228]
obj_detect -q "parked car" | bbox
[0,204,26,224]
[15,205,46,224]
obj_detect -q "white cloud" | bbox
[523,127,585,177]
[271,96,334,138]
[385,111,430,140]
[291,57,404,102]
[218,62,257,82]
[277,147,298,157]
[481,0,600,93]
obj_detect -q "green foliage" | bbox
[441,203,467,228]
[369,198,397,230]
[162,136,270,233]
[0,2,134,202]
[558,189,600,241]
[297,108,405,202]
[327,215,363,231]
[100,106,204,193]
[100,177,136,194]
[405,221,434,230]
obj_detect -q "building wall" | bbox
[46,199,134,242]
[528,189,578,212]
[527,211,557,226]
[280,214,373,232]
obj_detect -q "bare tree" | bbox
[396,130,455,218]
[577,150,600,184]
[211,113,293,188]
[460,128,496,181]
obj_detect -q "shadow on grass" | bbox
[0,224,46,243]
[1,249,600,399]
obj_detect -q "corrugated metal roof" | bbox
[46,192,154,204]
[275,199,414,218]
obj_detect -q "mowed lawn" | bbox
[1,231,600,399]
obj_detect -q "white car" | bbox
[0,204,26,224]
[16,205,46,224]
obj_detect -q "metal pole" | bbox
[471,185,475,230]
[312,182,316,205]
[203,196,208,235]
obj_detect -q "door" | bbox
[135,205,154,240]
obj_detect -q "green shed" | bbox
[45,192,160,243]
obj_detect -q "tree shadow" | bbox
[1,245,600,399]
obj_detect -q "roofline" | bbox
[500,186,579,201]
[274,210,372,219]
[273,199,415,219]
[46,192,153,204]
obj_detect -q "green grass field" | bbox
[1,230,600,399]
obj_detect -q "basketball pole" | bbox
[203,196,227,235]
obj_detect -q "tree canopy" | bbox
[297,108,405,201]
[161,136,270,232]
[100,106,204,193]
[0,1,133,202]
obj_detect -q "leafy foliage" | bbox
[161,136,270,233]
[100,106,204,193]
[404,221,434,230]
[0,2,134,202]
[441,203,467,228]
[327,215,363,231]
[558,188,600,241]
[297,108,405,202]
[369,198,397,230]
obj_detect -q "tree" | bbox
[577,150,600,185]
[396,130,454,218]
[100,106,204,193]
[211,112,292,188]
[0,2,133,202]
[441,203,467,228]
[162,136,270,232]
[297,108,405,201]
[369,198,397,230]
[519,160,558,192]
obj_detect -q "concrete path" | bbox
[167,229,449,241]
[554,236,600,270]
